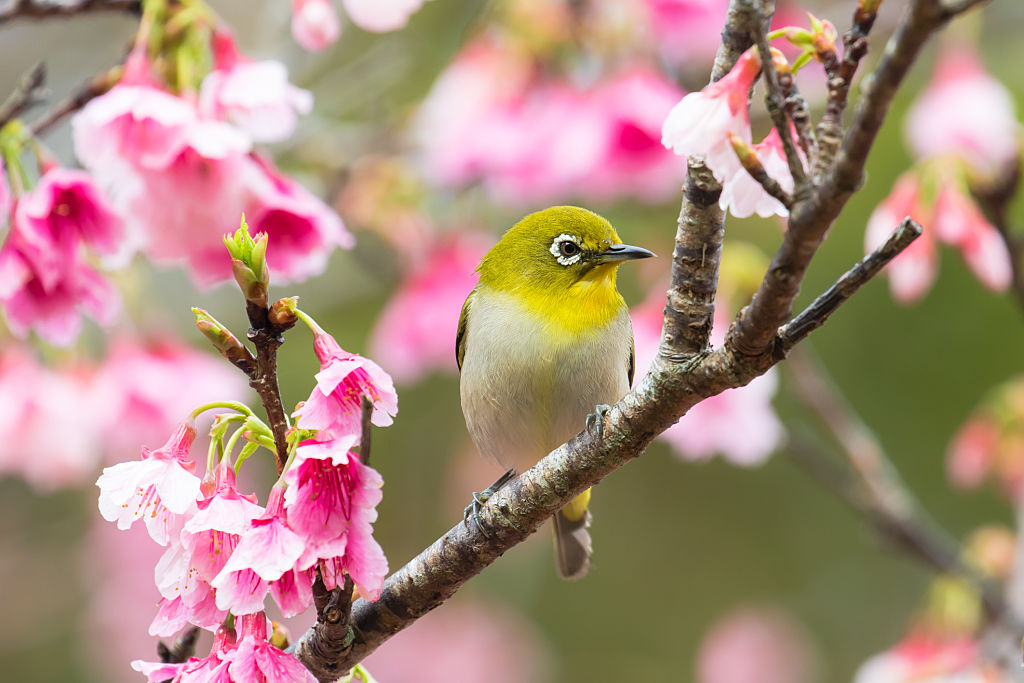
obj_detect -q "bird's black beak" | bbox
[596,243,656,263]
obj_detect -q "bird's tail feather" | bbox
[553,492,592,580]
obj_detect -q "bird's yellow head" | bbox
[477,206,654,332]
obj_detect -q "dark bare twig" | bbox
[0,62,46,129]
[777,67,815,161]
[0,0,140,24]
[245,302,294,474]
[732,135,795,208]
[157,626,200,665]
[358,395,373,467]
[777,217,922,351]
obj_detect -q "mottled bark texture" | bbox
[0,0,140,23]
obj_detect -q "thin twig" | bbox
[0,62,46,129]
[0,0,140,23]
[777,67,815,162]
[777,217,922,351]
[972,158,1024,314]
[29,68,116,136]
[245,305,293,474]
[786,350,1008,622]
[156,626,200,664]
[358,395,373,468]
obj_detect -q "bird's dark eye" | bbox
[559,241,580,258]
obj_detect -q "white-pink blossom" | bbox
[291,0,341,52]
[343,0,428,33]
[720,127,802,218]
[865,173,935,305]
[662,49,761,181]
[224,613,315,682]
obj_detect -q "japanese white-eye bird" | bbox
[457,205,654,579]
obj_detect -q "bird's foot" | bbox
[586,404,612,442]
[463,468,516,539]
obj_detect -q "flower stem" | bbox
[190,400,253,421]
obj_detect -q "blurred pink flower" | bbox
[696,605,817,683]
[14,166,123,272]
[934,184,1012,293]
[291,0,341,51]
[947,416,999,491]
[96,421,201,545]
[905,45,1018,177]
[853,634,990,683]
[865,172,935,305]
[720,127,801,218]
[632,301,784,465]
[200,31,313,144]
[295,329,398,436]
[662,49,761,182]
[369,231,490,383]
[343,0,427,33]
[643,0,728,66]
[92,336,250,460]
[362,599,551,683]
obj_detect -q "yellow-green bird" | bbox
[457,205,654,579]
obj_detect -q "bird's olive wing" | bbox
[456,288,475,371]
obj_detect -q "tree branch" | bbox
[29,67,115,136]
[0,0,140,24]
[777,217,922,351]
[245,299,293,474]
[0,62,46,129]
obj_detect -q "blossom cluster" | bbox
[415,38,686,206]
[0,336,245,491]
[289,0,430,52]
[97,290,396,681]
[867,45,1016,303]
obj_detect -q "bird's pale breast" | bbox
[459,288,633,473]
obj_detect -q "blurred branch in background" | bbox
[0,62,45,129]
[0,0,140,24]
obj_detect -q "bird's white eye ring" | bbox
[550,234,582,266]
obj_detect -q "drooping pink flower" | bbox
[720,127,803,218]
[369,232,490,383]
[0,219,121,347]
[865,172,935,305]
[291,0,341,52]
[212,487,305,615]
[72,51,198,173]
[223,613,315,683]
[132,624,237,683]
[362,599,551,683]
[696,605,818,683]
[934,184,1012,293]
[662,49,761,181]
[632,300,784,465]
[13,166,124,270]
[96,422,201,545]
[905,45,1018,177]
[200,30,313,144]
[294,330,398,436]
[947,417,999,491]
[342,0,427,33]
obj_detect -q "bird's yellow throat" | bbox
[514,263,626,337]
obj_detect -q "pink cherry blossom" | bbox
[295,330,398,436]
[343,0,427,33]
[865,173,935,305]
[369,232,490,383]
[696,605,818,683]
[905,45,1018,177]
[853,634,988,683]
[132,624,237,683]
[91,336,250,460]
[643,0,729,66]
[13,166,123,268]
[96,422,201,545]
[224,613,315,683]
[284,435,388,601]
[212,487,305,615]
[291,0,341,52]
[720,127,802,218]
[947,416,998,491]
[632,300,784,465]
[662,49,761,181]
[200,31,313,144]
[934,184,1012,293]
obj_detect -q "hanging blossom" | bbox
[865,170,1011,304]
[415,38,685,206]
[289,0,429,52]
[0,165,123,346]
[631,299,784,465]
[696,605,818,683]
[72,49,350,287]
[720,127,804,219]
[905,44,1019,179]
[369,231,491,384]
[852,634,996,683]
[132,623,238,683]
[661,49,761,183]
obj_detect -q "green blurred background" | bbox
[2,1,1024,681]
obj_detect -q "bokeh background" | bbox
[2,0,1024,681]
